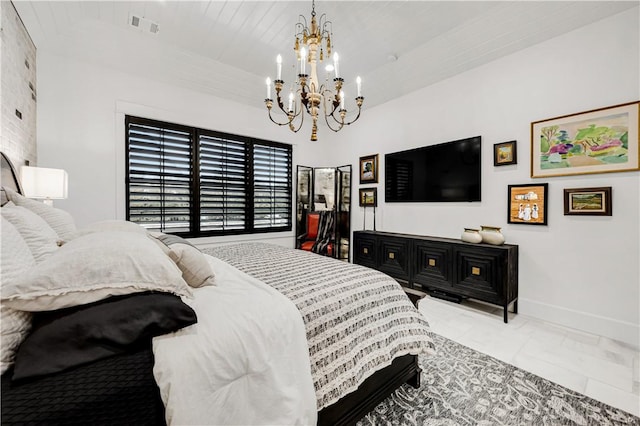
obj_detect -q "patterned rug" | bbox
[358,334,639,426]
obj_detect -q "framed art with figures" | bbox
[507,183,548,225]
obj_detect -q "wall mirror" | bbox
[296,165,351,261]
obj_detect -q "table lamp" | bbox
[20,166,68,206]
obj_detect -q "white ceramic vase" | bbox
[479,225,505,245]
[461,228,483,243]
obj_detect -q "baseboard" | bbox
[519,298,640,350]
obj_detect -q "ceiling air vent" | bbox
[129,14,160,35]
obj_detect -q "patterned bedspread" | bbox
[203,243,436,409]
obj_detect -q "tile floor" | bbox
[417,296,640,417]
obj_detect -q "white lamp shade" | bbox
[20,166,68,200]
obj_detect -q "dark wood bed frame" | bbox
[318,354,421,425]
[0,151,422,425]
[1,152,23,205]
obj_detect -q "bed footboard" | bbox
[317,354,421,426]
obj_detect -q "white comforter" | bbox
[152,255,317,425]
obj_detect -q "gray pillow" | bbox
[168,243,216,288]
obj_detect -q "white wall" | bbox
[35,50,335,246]
[35,7,639,346]
[322,8,640,347]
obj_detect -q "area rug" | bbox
[358,334,639,426]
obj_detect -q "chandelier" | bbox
[264,0,364,141]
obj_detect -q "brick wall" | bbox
[0,1,37,170]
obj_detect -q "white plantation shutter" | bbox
[199,133,247,232]
[126,116,292,236]
[253,143,292,229]
[127,119,193,233]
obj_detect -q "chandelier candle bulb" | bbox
[340,90,345,110]
[333,52,339,78]
[288,92,294,112]
[266,77,271,99]
[276,55,282,80]
[356,76,362,97]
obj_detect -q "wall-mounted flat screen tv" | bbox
[385,136,481,202]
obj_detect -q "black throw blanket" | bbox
[312,211,334,255]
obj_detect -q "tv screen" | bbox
[385,136,481,202]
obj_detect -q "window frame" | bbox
[125,115,292,238]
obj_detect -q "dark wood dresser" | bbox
[353,230,518,323]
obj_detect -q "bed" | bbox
[0,151,436,425]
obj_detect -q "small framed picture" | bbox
[494,140,517,166]
[359,154,379,184]
[564,187,612,216]
[507,183,548,225]
[359,187,377,207]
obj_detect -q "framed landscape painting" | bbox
[359,187,377,207]
[564,187,612,216]
[507,183,548,225]
[530,101,639,178]
[494,140,517,166]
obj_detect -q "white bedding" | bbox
[152,255,317,425]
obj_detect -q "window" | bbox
[126,116,292,237]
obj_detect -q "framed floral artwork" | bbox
[531,101,639,178]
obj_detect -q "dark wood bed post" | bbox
[1,152,24,194]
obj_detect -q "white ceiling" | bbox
[12,1,638,111]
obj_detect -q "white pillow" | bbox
[0,217,35,373]
[1,216,37,282]
[1,202,59,263]
[62,219,148,243]
[4,186,76,241]
[0,306,31,374]
[82,219,148,234]
[168,243,216,288]
[2,230,192,312]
